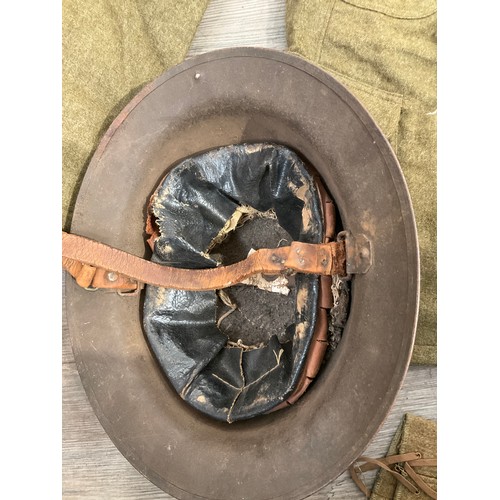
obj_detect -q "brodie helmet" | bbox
[63,48,419,499]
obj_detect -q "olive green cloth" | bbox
[370,413,437,499]
[62,0,209,229]
[286,0,437,364]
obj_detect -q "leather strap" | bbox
[350,453,437,498]
[62,231,346,292]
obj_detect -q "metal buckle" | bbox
[337,230,372,275]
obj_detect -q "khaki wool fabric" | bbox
[63,1,436,363]
[62,0,209,229]
[370,414,437,499]
[286,0,437,364]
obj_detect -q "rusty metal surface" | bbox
[339,231,373,275]
[65,48,419,500]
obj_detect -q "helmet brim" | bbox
[66,47,419,500]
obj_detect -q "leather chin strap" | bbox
[350,453,438,499]
[62,231,346,292]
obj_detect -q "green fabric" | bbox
[62,0,209,229]
[286,0,437,364]
[371,413,437,499]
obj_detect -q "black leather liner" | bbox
[143,143,324,422]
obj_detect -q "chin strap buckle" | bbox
[337,231,372,276]
[62,230,372,293]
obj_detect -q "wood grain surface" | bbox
[62,1,437,498]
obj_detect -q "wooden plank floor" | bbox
[62,1,437,498]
